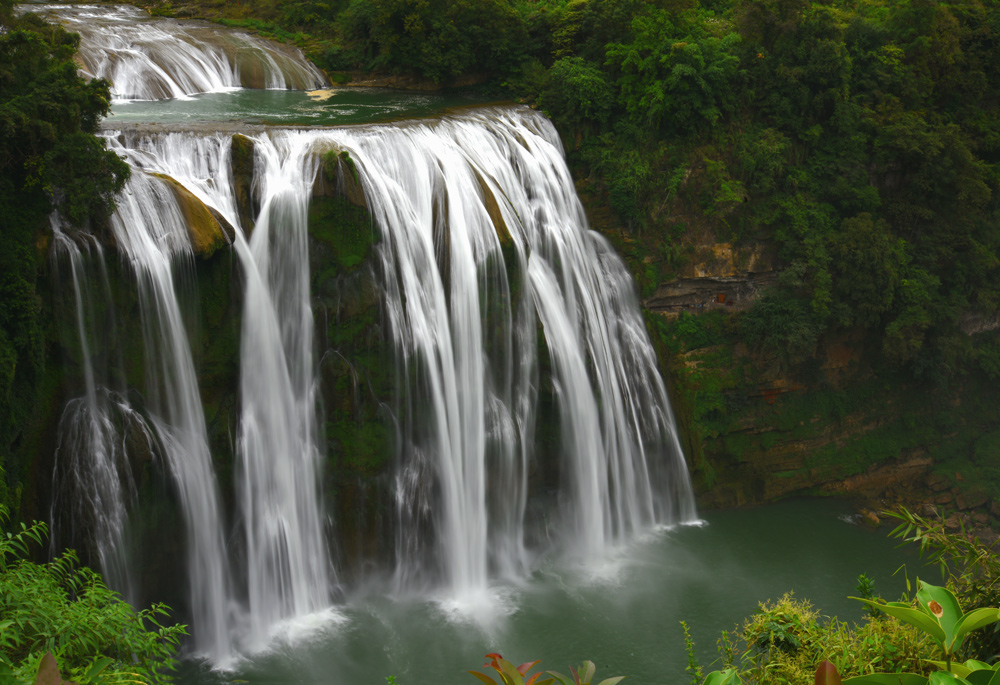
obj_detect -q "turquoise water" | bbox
[179,498,927,684]
[106,88,490,128]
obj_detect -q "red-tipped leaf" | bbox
[469,670,499,685]
[815,661,842,685]
[519,661,542,676]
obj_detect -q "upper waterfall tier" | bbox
[29,4,327,101]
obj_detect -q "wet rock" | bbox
[150,172,230,257]
[927,473,950,492]
[859,509,880,527]
[957,489,989,511]
[231,133,258,232]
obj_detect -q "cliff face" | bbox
[634,231,1000,533]
[573,176,1000,536]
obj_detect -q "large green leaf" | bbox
[953,608,1000,649]
[500,659,526,685]
[965,671,1000,685]
[851,598,947,644]
[843,674,929,685]
[916,582,962,647]
[597,678,626,685]
[928,671,972,685]
[702,669,740,685]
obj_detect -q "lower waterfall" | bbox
[53,106,696,666]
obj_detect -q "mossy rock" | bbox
[316,148,367,208]
[230,133,258,232]
[149,172,232,258]
[474,170,513,248]
[308,195,378,276]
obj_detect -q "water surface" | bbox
[106,88,490,128]
[179,498,926,685]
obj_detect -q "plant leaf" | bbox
[965,671,1000,685]
[580,662,596,684]
[953,608,1000,648]
[927,661,973,678]
[500,658,526,685]
[702,669,740,685]
[850,598,947,645]
[928,671,973,685]
[816,660,842,685]
[519,662,542,677]
[916,582,963,647]
[597,677,626,685]
[843,675,930,685]
[469,670,499,685]
[83,656,114,680]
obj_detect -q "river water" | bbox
[176,498,922,684]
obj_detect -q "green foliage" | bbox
[851,582,1000,672]
[829,214,905,329]
[0,7,127,514]
[698,523,1000,685]
[857,575,881,621]
[341,0,527,82]
[682,620,704,685]
[606,9,741,136]
[537,57,614,129]
[0,505,185,683]
[704,593,934,684]
[887,509,1000,663]
[739,288,822,363]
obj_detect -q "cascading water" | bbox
[327,108,697,596]
[48,220,152,602]
[232,133,332,649]
[99,144,236,662]
[106,129,335,650]
[41,5,697,666]
[33,4,326,100]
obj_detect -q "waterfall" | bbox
[106,130,334,651]
[232,133,331,649]
[54,105,694,664]
[329,107,697,593]
[100,141,236,662]
[48,220,151,601]
[32,4,326,100]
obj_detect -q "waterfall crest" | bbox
[33,4,326,101]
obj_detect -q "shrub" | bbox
[0,505,186,684]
